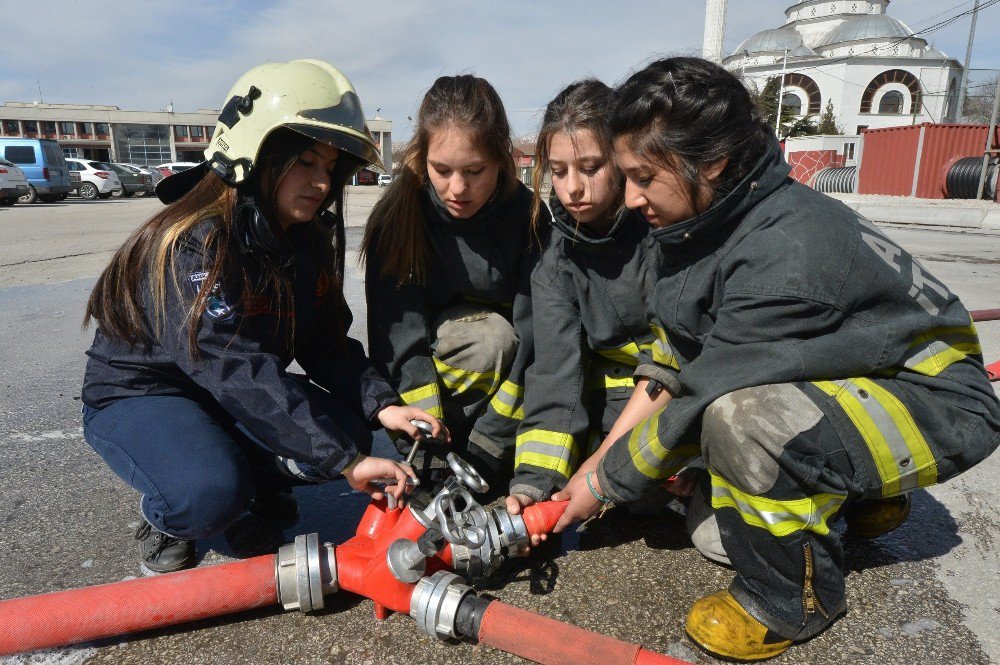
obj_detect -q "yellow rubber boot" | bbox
[686,591,792,661]
[844,493,911,539]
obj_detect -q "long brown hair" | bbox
[83,128,344,356]
[531,78,623,234]
[361,74,517,286]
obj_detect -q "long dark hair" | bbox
[611,57,774,213]
[532,78,623,233]
[361,74,517,285]
[84,128,345,356]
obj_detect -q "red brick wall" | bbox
[787,150,845,186]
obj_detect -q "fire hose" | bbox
[0,426,692,665]
[971,309,1000,381]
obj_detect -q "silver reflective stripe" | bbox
[829,379,919,493]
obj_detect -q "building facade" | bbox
[0,102,393,175]
[725,0,963,135]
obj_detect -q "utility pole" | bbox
[775,48,789,137]
[975,73,1000,200]
[956,0,981,122]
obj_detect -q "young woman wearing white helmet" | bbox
[81,60,446,573]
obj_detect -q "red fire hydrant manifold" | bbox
[0,428,691,665]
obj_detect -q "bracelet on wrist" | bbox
[586,471,611,504]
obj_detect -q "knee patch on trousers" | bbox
[433,305,518,374]
[702,384,824,495]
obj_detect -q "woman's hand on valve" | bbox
[377,405,450,443]
[342,455,417,500]
[551,469,607,533]
[505,493,548,552]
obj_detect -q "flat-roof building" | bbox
[0,102,393,177]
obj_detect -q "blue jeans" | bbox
[83,395,321,540]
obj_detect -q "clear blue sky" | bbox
[0,0,996,141]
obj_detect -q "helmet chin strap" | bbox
[233,187,294,268]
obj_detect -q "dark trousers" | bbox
[698,378,998,640]
[83,395,306,540]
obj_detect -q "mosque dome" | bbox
[816,14,914,48]
[733,27,810,55]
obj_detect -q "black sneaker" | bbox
[247,488,299,528]
[134,520,195,573]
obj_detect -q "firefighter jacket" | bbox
[597,138,1000,504]
[83,218,398,478]
[511,198,660,501]
[365,179,549,459]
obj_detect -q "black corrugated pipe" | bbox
[946,157,998,200]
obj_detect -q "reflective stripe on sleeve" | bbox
[814,378,937,496]
[514,429,576,479]
[626,409,700,479]
[709,471,846,537]
[649,324,680,370]
[594,341,652,366]
[399,382,443,418]
[900,322,981,377]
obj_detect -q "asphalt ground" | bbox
[1,192,998,665]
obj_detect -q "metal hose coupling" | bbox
[409,571,474,640]
[275,533,338,612]
[451,506,531,580]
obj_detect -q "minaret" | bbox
[703,0,729,63]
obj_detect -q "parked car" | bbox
[154,162,200,177]
[0,138,73,203]
[108,163,154,197]
[119,163,164,187]
[65,159,122,200]
[377,173,393,187]
[0,158,30,206]
[356,169,376,185]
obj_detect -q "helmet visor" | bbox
[286,123,383,172]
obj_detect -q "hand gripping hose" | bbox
[0,555,276,656]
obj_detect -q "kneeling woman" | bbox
[553,57,1000,660]
[363,75,547,490]
[506,79,659,519]
[82,60,443,573]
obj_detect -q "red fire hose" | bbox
[0,555,276,655]
[477,600,690,665]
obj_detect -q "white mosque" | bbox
[723,0,964,135]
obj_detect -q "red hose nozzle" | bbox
[521,499,569,538]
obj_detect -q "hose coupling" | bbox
[275,533,337,613]
[409,571,474,640]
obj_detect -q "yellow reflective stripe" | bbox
[627,409,700,479]
[649,324,680,370]
[814,378,937,496]
[398,382,443,419]
[489,379,524,420]
[433,357,502,396]
[515,429,575,478]
[855,378,937,490]
[594,342,650,366]
[710,471,845,537]
[900,322,981,377]
[599,376,635,390]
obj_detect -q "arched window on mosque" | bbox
[782,92,803,116]
[879,90,904,114]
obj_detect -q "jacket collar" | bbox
[420,176,508,233]
[649,138,790,247]
[550,195,646,254]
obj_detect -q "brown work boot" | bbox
[686,591,792,661]
[844,493,911,539]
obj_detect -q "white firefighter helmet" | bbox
[157,59,382,202]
